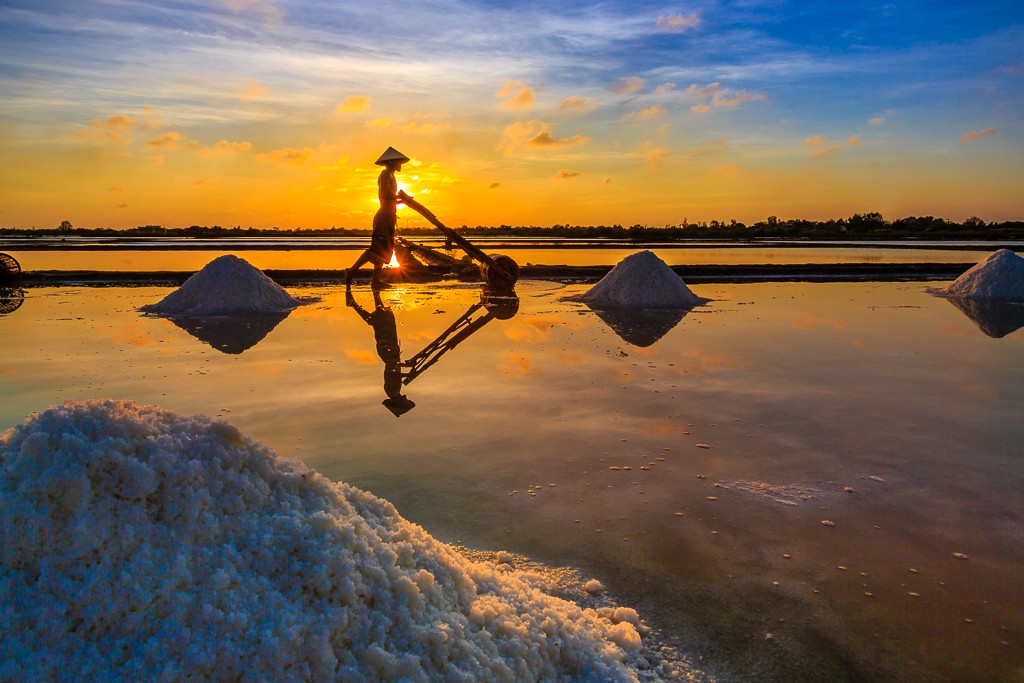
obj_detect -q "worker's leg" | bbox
[345,251,372,288]
[370,263,390,290]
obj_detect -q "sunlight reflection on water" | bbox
[4,245,994,271]
[1,279,1021,681]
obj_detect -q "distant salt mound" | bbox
[140,254,302,316]
[927,249,1024,301]
[565,250,708,308]
[0,399,650,682]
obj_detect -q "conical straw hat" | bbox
[375,146,410,165]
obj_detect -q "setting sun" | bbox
[0,2,1019,231]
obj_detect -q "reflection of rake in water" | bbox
[400,293,520,385]
[0,252,21,286]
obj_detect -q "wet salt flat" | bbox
[3,243,1002,272]
[2,278,1023,681]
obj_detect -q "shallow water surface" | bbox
[1,279,1022,681]
[4,244,993,272]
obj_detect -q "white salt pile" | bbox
[927,249,1024,301]
[140,254,303,316]
[0,399,654,682]
[564,250,708,308]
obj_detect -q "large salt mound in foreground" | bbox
[565,250,708,308]
[140,254,302,316]
[0,400,653,682]
[927,249,1024,301]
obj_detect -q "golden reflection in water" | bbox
[790,309,847,331]
[345,286,522,414]
[5,245,989,272]
[675,349,751,377]
[345,349,378,366]
[503,315,561,344]
[2,281,1023,681]
[499,353,534,378]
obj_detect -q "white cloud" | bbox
[656,13,700,32]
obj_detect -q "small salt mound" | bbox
[140,254,302,316]
[0,399,649,682]
[927,249,1024,301]
[565,250,708,308]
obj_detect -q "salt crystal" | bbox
[140,254,305,316]
[564,250,709,308]
[928,249,1024,301]
[1,399,645,681]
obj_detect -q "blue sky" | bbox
[1,0,1021,228]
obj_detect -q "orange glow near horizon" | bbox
[0,3,1021,230]
[0,115,1020,230]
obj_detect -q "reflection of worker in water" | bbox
[345,146,410,291]
[347,289,416,417]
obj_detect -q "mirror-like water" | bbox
[3,244,995,272]
[1,278,1021,681]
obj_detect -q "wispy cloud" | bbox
[994,60,1024,75]
[656,13,701,32]
[336,95,371,113]
[804,135,839,157]
[610,76,647,96]
[496,80,535,109]
[75,115,138,145]
[257,147,316,165]
[499,120,589,154]
[200,139,253,157]
[555,168,581,178]
[959,127,997,142]
[645,147,670,166]
[557,96,595,114]
[684,82,765,113]
[624,105,667,121]
[223,0,284,24]
[146,131,192,150]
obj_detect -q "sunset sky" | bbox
[1,0,1021,230]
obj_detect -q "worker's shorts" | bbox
[367,210,397,264]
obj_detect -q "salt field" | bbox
[2,242,1016,273]
[2,264,1023,681]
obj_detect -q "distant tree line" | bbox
[3,213,1023,240]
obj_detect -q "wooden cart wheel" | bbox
[480,253,520,290]
[0,288,24,315]
[0,253,21,285]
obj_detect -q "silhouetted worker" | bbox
[346,289,416,417]
[345,146,410,290]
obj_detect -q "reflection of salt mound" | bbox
[593,307,689,347]
[1,400,648,681]
[140,254,301,316]
[927,249,1024,301]
[168,312,290,354]
[943,298,1024,338]
[566,250,708,308]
